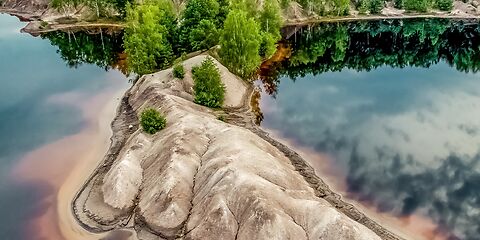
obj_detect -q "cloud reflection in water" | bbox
[260,63,480,239]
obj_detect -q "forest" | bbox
[260,19,480,96]
[49,0,457,78]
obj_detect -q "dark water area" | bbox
[259,19,480,240]
[0,14,127,239]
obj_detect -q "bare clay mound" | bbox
[73,55,388,240]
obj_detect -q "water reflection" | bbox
[40,29,127,73]
[259,19,480,240]
[0,14,128,240]
[262,19,480,96]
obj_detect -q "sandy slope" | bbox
[71,55,400,240]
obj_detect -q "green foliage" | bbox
[192,57,225,108]
[358,0,369,13]
[296,0,349,16]
[51,0,133,18]
[123,0,176,74]
[219,9,262,78]
[257,0,282,58]
[280,0,291,8]
[217,115,226,121]
[217,0,231,24]
[357,0,383,14]
[189,20,220,51]
[394,0,404,8]
[436,0,453,11]
[259,32,278,58]
[179,0,223,52]
[370,0,384,13]
[51,0,80,9]
[259,0,283,36]
[110,0,134,17]
[140,108,166,134]
[333,0,350,15]
[173,63,185,79]
[404,0,429,12]
[41,30,123,69]
[40,21,49,29]
[231,0,259,18]
[261,19,480,97]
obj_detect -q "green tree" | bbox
[189,19,220,51]
[220,9,262,78]
[123,0,176,74]
[140,108,167,134]
[110,0,134,17]
[332,0,350,15]
[173,63,185,79]
[230,0,258,18]
[370,0,384,13]
[436,0,453,11]
[258,0,282,58]
[394,0,404,8]
[404,0,429,12]
[259,0,282,36]
[179,0,221,51]
[192,57,225,108]
[259,32,278,58]
[42,30,123,70]
[217,0,231,26]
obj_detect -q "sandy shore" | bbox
[260,128,450,240]
[56,86,126,240]
[11,78,129,240]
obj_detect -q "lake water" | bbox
[259,19,480,240]
[2,12,479,240]
[0,14,128,239]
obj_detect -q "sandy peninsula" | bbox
[67,55,407,240]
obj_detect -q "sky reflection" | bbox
[260,62,480,239]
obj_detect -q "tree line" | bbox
[260,19,480,96]
[123,0,283,78]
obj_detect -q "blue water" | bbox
[0,14,128,239]
[259,19,480,239]
[261,62,480,239]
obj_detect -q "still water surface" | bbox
[0,14,127,239]
[1,13,479,240]
[260,19,480,240]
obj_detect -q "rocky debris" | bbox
[73,55,397,240]
[1,0,50,18]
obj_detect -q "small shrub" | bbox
[173,63,185,79]
[404,0,429,12]
[259,32,278,58]
[436,0,453,11]
[40,21,49,29]
[192,57,225,108]
[358,0,370,13]
[370,0,384,13]
[394,0,404,8]
[217,115,226,122]
[357,0,383,14]
[140,108,166,134]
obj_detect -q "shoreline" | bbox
[2,6,480,36]
[259,128,450,240]
[283,14,480,26]
[2,7,472,239]
[10,78,129,240]
[69,55,403,239]
[57,86,129,240]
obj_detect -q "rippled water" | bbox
[259,19,480,240]
[0,14,127,239]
